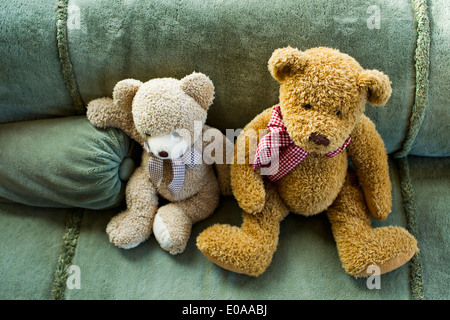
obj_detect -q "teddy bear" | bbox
[86,72,232,254]
[197,47,419,277]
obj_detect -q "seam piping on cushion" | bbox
[393,0,430,159]
[56,0,85,114]
[397,158,424,300]
[393,0,430,300]
[51,208,83,300]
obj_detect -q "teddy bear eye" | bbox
[304,103,312,109]
[145,131,151,137]
[172,131,181,138]
[335,110,342,116]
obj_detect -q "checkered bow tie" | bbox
[143,142,202,195]
[253,106,351,182]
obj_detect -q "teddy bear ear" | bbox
[357,70,392,106]
[180,72,215,110]
[268,46,308,82]
[112,79,143,110]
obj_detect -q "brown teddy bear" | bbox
[197,47,419,277]
[87,72,232,254]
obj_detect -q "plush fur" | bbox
[197,47,418,277]
[87,72,232,254]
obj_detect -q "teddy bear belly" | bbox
[275,152,348,216]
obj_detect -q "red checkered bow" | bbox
[144,142,202,195]
[253,106,351,182]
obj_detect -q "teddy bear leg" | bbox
[106,165,158,249]
[197,185,289,277]
[153,177,220,255]
[327,171,419,277]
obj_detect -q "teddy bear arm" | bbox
[86,97,143,143]
[230,109,274,214]
[347,115,392,220]
[231,162,266,214]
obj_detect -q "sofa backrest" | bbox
[0,0,447,156]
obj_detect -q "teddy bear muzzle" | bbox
[309,133,330,146]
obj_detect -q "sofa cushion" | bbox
[407,156,450,299]
[409,0,450,156]
[63,159,414,299]
[65,0,421,154]
[0,116,133,209]
[0,203,70,299]
[0,157,447,300]
[0,1,77,124]
[1,0,448,156]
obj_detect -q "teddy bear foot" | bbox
[153,204,192,255]
[153,214,173,252]
[330,223,419,277]
[106,210,154,249]
[197,222,278,277]
[198,186,287,277]
[350,226,419,277]
[356,250,417,277]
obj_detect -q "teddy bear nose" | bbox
[158,151,169,158]
[309,133,330,146]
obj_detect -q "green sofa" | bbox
[0,0,448,300]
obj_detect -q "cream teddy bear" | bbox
[87,72,232,254]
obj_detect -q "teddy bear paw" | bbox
[106,211,153,249]
[338,226,419,277]
[153,214,174,253]
[153,206,192,255]
[197,224,275,277]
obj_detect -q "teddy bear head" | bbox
[113,72,214,160]
[268,46,392,154]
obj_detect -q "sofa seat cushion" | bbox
[62,158,436,300]
[0,203,70,299]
